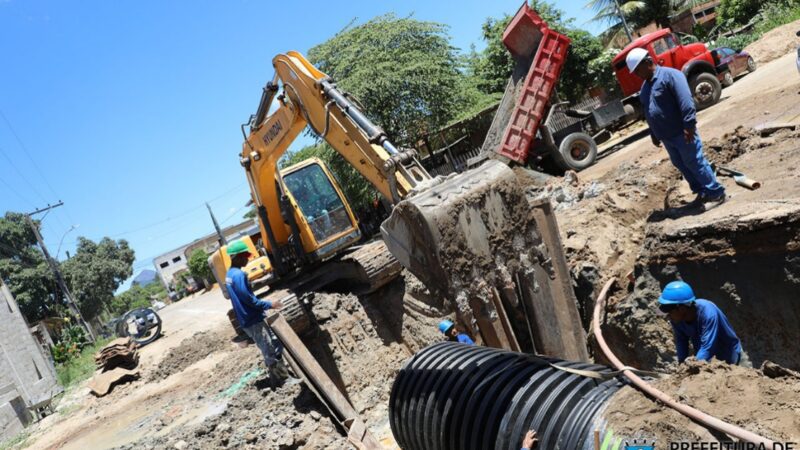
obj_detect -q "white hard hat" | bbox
[626,47,650,72]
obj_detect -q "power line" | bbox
[0,176,36,208]
[0,109,77,225]
[0,144,49,204]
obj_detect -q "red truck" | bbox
[480,4,730,173]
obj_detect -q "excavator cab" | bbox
[279,157,361,259]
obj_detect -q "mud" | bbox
[149,329,231,381]
[604,360,800,443]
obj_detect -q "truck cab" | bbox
[613,29,727,110]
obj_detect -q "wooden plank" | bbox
[528,199,589,361]
[267,314,383,449]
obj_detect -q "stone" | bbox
[173,440,188,450]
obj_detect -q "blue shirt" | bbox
[225,267,273,328]
[671,299,742,364]
[640,66,697,141]
[457,333,475,345]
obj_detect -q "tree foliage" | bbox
[307,14,478,147]
[110,281,165,317]
[188,249,213,285]
[717,0,762,25]
[468,1,605,103]
[61,237,135,321]
[0,212,56,321]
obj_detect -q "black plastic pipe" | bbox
[389,342,624,450]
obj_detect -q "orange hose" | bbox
[592,279,776,447]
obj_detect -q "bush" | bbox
[188,249,213,287]
[713,33,759,50]
[718,0,763,26]
[55,337,112,388]
[51,323,88,365]
[754,1,800,34]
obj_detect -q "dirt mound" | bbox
[604,360,800,443]
[149,329,231,381]
[744,18,800,64]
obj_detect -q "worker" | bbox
[438,319,475,345]
[521,430,538,450]
[626,47,726,211]
[658,281,743,365]
[225,239,292,383]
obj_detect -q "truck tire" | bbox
[722,71,734,87]
[690,72,721,110]
[554,132,598,172]
[747,57,757,72]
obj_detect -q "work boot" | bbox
[686,194,704,207]
[700,194,726,211]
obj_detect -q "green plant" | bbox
[713,33,759,50]
[51,323,88,365]
[188,249,213,286]
[718,0,763,25]
[55,337,112,388]
[754,1,800,34]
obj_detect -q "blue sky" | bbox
[0,0,602,288]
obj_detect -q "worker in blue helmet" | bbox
[658,281,743,365]
[439,319,475,345]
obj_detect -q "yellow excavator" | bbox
[210,50,559,350]
[209,51,431,311]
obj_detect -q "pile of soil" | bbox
[744,18,800,64]
[604,360,800,443]
[149,329,232,381]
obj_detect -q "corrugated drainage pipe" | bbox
[592,278,776,447]
[388,342,625,450]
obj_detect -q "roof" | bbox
[612,29,673,65]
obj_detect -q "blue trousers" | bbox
[662,134,725,198]
[243,321,283,366]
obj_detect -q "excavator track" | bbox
[342,239,403,294]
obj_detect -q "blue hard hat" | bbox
[658,281,696,305]
[438,320,455,334]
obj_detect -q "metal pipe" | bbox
[592,279,776,447]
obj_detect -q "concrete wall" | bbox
[0,281,61,441]
[153,246,189,288]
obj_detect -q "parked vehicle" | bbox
[796,30,800,75]
[714,47,756,86]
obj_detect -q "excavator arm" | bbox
[240,51,430,274]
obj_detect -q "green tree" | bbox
[468,1,605,102]
[0,212,56,322]
[243,207,257,219]
[109,282,164,317]
[307,14,474,147]
[188,249,214,285]
[718,0,762,25]
[61,237,135,321]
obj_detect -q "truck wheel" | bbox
[690,72,722,110]
[747,57,757,72]
[722,71,734,87]
[554,132,598,172]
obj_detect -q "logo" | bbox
[262,120,284,145]
[625,438,656,450]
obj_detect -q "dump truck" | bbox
[476,4,730,173]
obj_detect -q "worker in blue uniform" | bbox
[627,47,726,211]
[438,319,475,345]
[658,281,744,365]
[225,239,292,384]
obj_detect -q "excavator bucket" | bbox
[381,160,589,361]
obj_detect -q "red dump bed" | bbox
[496,4,570,164]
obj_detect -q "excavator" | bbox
[210,46,585,361]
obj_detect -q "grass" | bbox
[0,430,31,450]
[55,337,112,388]
[714,2,800,50]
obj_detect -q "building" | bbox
[0,279,61,441]
[670,0,721,34]
[152,219,258,290]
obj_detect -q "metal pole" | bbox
[206,202,227,246]
[614,0,634,43]
[25,211,96,343]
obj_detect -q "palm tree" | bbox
[587,0,707,32]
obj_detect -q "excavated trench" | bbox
[602,189,800,372]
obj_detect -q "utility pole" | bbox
[206,202,228,247]
[613,0,634,43]
[26,203,96,343]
